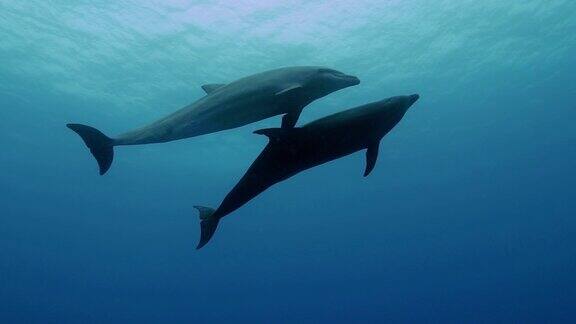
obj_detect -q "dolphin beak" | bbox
[349,75,360,85]
[409,94,420,104]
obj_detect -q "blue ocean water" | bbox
[1,0,575,322]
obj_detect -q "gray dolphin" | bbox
[67,66,360,175]
[194,94,420,249]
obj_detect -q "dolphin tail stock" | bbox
[194,206,221,250]
[66,123,114,175]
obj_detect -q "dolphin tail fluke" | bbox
[194,206,220,250]
[67,123,114,175]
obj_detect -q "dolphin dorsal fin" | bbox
[275,84,303,97]
[254,128,295,142]
[201,83,226,94]
[364,141,380,177]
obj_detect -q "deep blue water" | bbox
[1,1,576,322]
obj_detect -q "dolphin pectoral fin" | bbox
[276,85,305,128]
[201,83,226,94]
[275,84,303,97]
[194,206,220,250]
[281,109,302,128]
[364,142,380,177]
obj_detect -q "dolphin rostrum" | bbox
[67,66,360,175]
[194,94,420,249]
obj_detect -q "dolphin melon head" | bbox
[305,67,360,97]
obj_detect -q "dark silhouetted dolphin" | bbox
[194,94,420,249]
[67,66,360,175]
